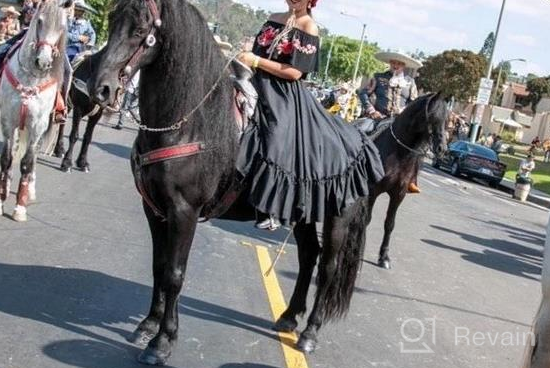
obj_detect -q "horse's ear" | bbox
[60,0,74,9]
[434,90,453,103]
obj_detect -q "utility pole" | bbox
[323,36,337,85]
[352,23,367,86]
[470,0,507,142]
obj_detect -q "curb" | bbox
[499,179,550,209]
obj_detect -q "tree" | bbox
[526,77,550,112]
[192,0,269,46]
[479,32,495,61]
[87,0,111,45]
[318,36,385,83]
[417,49,487,101]
[490,60,511,104]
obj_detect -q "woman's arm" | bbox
[237,51,303,81]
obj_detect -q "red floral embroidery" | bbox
[277,38,294,55]
[257,26,279,47]
[292,39,317,55]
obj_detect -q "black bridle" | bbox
[119,0,161,84]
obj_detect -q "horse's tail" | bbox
[320,198,369,322]
[522,298,550,368]
[14,127,29,162]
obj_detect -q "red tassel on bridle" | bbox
[309,0,318,8]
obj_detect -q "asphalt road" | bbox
[0,114,547,368]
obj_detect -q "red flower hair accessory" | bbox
[309,0,318,8]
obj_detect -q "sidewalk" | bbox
[499,178,550,209]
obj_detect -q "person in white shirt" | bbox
[517,154,536,184]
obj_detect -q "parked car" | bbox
[433,141,507,187]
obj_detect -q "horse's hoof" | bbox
[12,210,27,222]
[137,347,170,366]
[53,149,65,158]
[80,166,90,173]
[61,166,71,173]
[127,328,156,347]
[296,335,317,354]
[272,317,298,333]
[378,259,392,270]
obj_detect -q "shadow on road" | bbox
[209,219,297,246]
[470,218,546,246]
[0,263,277,368]
[92,142,131,160]
[276,269,532,328]
[423,226,541,281]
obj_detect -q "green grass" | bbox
[499,153,550,195]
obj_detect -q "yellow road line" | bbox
[255,246,309,368]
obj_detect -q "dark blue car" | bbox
[433,141,507,187]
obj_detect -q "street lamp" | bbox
[323,36,337,84]
[340,11,367,86]
[491,58,526,105]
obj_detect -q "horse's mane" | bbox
[23,0,67,83]
[395,93,448,129]
[112,0,237,175]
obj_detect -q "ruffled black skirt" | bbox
[236,71,384,224]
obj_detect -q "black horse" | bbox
[90,0,448,365]
[53,50,106,173]
[364,94,448,270]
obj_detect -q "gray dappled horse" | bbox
[0,0,73,221]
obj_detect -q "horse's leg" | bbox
[53,122,65,158]
[378,190,406,270]
[273,222,320,333]
[297,200,369,353]
[60,108,82,172]
[297,216,346,353]
[13,142,38,222]
[128,203,168,346]
[0,137,14,216]
[28,167,37,202]
[76,112,101,172]
[138,202,199,366]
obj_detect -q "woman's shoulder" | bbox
[295,16,319,37]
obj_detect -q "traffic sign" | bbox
[475,78,494,105]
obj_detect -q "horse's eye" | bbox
[134,28,146,37]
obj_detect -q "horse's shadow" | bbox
[208,219,298,247]
[0,263,275,368]
[91,142,132,160]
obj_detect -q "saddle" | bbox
[230,58,257,135]
[354,117,394,140]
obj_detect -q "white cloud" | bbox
[507,34,537,47]
[471,0,550,19]
[513,61,548,77]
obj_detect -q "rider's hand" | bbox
[79,35,90,44]
[369,111,383,120]
[237,51,256,68]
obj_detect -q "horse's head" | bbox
[29,0,72,71]
[398,92,449,158]
[91,0,162,107]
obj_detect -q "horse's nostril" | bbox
[95,85,111,104]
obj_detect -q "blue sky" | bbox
[233,0,549,77]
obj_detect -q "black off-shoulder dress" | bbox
[236,21,384,224]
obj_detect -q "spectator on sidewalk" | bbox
[517,154,536,185]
